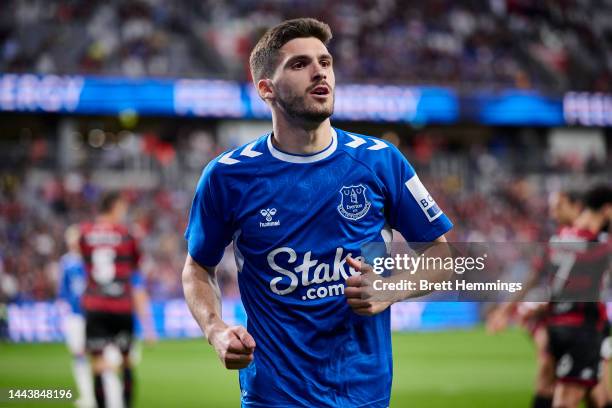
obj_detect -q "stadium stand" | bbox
[1,0,612,91]
[0,123,609,301]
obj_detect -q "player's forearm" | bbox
[510,270,540,303]
[494,270,541,316]
[181,255,226,340]
[388,237,453,301]
[133,289,155,335]
[388,270,452,301]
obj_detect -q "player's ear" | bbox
[257,79,274,102]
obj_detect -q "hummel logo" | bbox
[259,208,280,228]
[260,208,277,221]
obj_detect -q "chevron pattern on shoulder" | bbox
[219,150,240,165]
[367,138,388,150]
[345,133,389,151]
[218,142,263,165]
[240,142,263,158]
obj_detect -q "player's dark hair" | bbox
[562,190,583,205]
[582,184,612,210]
[249,18,332,83]
[99,191,122,214]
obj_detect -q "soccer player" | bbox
[547,184,612,408]
[182,18,453,407]
[486,190,584,408]
[57,224,95,408]
[80,192,156,408]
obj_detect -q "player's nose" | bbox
[311,62,327,81]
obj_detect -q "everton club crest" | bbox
[337,184,371,220]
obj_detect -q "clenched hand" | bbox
[344,257,393,316]
[209,324,256,369]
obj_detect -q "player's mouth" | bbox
[309,85,331,99]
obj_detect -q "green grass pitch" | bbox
[0,327,536,407]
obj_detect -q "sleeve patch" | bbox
[404,175,443,222]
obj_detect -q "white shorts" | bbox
[63,313,86,355]
[602,336,612,360]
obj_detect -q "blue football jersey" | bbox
[58,252,87,315]
[185,127,453,407]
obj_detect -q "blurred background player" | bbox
[547,184,612,408]
[593,192,612,408]
[57,224,95,408]
[487,189,584,408]
[80,191,156,408]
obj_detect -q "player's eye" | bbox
[320,59,331,68]
[292,61,306,69]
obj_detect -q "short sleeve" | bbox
[184,161,234,267]
[130,270,145,289]
[383,146,453,242]
[57,260,70,300]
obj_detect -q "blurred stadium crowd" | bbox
[0,123,609,303]
[1,0,612,92]
[0,0,611,306]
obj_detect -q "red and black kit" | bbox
[79,221,141,353]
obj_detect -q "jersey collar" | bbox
[267,128,337,164]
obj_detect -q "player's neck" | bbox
[98,213,118,224]
[574,210,604,235]
[271,116,332,155]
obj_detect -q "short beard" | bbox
[275,88,334,124]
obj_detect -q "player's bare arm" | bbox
[132,287,157,343]
[182,255,256,369]
[486,268,542,333]
[344,235,451,316]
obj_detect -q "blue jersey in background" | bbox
[185,127,453,407]
[58,252,87,315]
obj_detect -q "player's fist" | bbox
[344,257,392,316]
[143,328,158,345]
[208,324,256,370]
[485,307,510,334]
